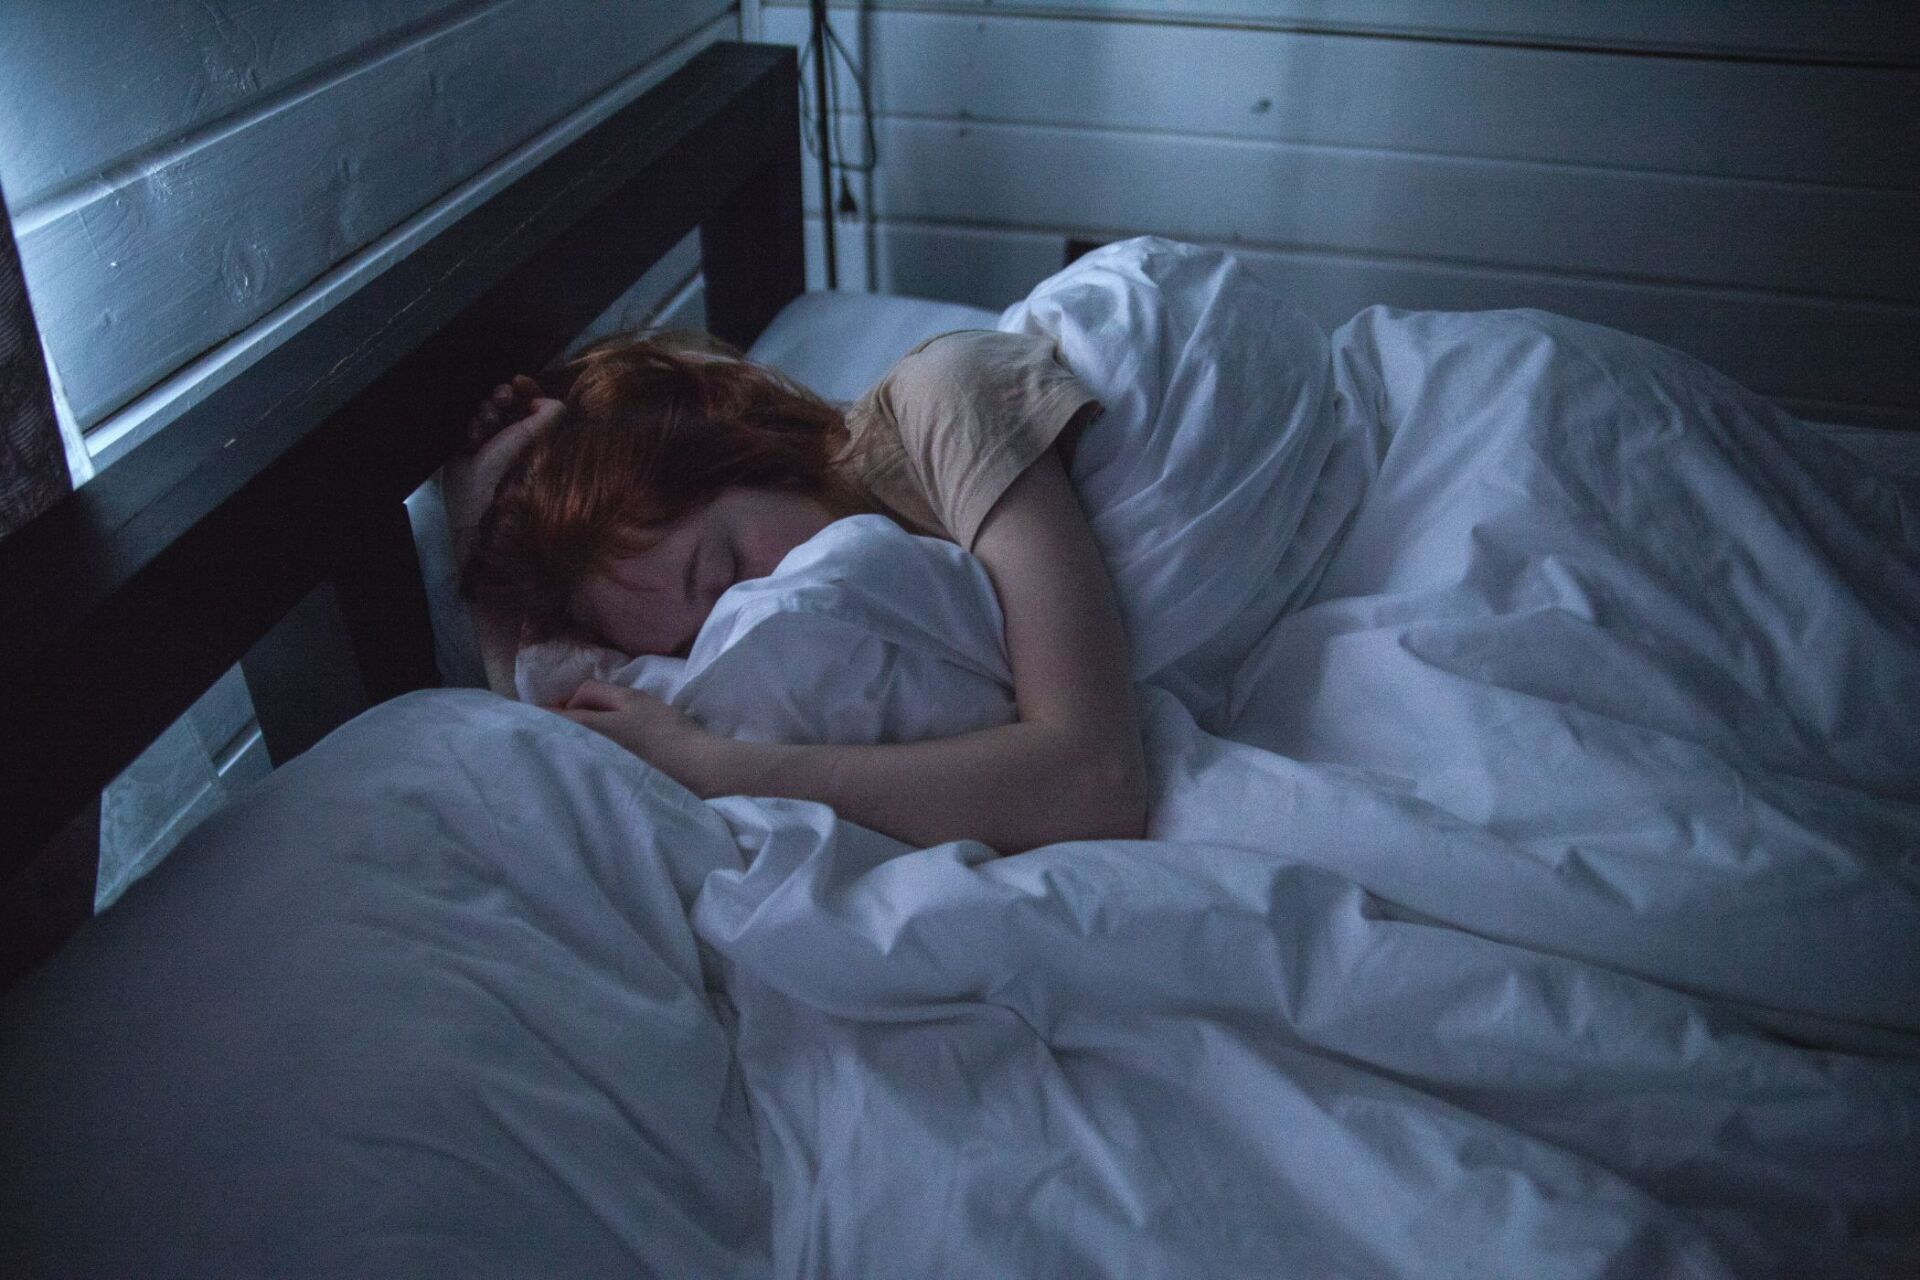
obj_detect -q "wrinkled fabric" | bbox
[517,516,1016,744]
[679,294,1920,1276]
[1002,237,1345,684]
[2,694,769,1279]
[9,258,1920,1278]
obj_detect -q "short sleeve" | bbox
[863,330,1101,549]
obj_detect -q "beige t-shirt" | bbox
[840,330,1102,549]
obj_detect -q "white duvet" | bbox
[7,241,1918,1279]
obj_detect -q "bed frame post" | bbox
[241,500,437,765]
[701,106,805,350]
[331,498,439,704]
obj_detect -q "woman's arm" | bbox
[561,446,1148,853]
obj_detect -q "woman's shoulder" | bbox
[869,329,1065,406]
[895,327,1056,371]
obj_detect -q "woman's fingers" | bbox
[547,683,712,794]
[564,678,643,712]
[462,378,546,452]
[463,398,504,451]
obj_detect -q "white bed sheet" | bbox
[9,254,1919,1278]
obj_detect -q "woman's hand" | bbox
[445,375,562,699]
[443,375,562,558]
[556,679,726,796]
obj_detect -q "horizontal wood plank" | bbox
[765,8,1920,188]
[14,0,732,430]
[0,0,471,210]
[797,116,1919,305]
[766,0,1920,64]
[82,12,739,470]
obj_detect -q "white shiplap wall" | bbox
[1,0,737,465]
[0,0,738,904]
[761,0,1920,431]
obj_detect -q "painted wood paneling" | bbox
[767,0,1920,64]
[85,11,739,468]
[800,117,1918,303]
[7,0,732,429]
[0,0,475,210]
[765,8,1919,188]
[768,4,1918,428]
[30,4,739,903]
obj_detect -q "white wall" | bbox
[764,0,1920,431]
[0,0,737,465]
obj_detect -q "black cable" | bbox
[823,21,877,175]
[807,0,837,289]
[799,7,880,281]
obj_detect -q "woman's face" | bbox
[573,487,837,658]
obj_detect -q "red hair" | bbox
[461,330,870,640]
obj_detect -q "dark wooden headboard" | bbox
[0,41,804,982]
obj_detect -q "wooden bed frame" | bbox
[0,41,804,985]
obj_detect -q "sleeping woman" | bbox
[444,330,1146,854]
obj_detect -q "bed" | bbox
[4,41,1919,1280]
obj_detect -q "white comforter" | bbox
[683,266,1920,1275]
[8,243,1916,1278]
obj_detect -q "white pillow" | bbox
[518,515,1017,745]
[748,291,1002,404]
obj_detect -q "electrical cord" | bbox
[799,5,879,285]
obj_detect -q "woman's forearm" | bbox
[696,720,1146,854]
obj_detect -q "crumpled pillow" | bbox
[518,515,1017,745]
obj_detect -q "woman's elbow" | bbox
[1069,740,1149,842]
